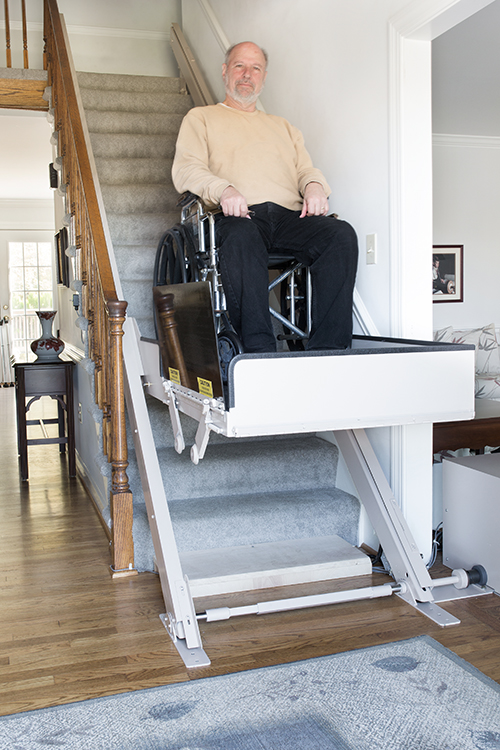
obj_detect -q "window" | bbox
[9,241,54,362]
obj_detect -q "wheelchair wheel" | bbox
[279,267,308,351]
[154,225,200,287]
[217,329,243,383]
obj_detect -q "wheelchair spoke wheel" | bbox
[217,330,243,383]
[154,225,200,287]
[279,267,308,351]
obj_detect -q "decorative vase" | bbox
[30,311,65,362]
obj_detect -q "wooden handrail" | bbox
[44,0,135,575]
[170,22,215,107]
[4,0,12,67]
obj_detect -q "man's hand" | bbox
[220,185,251,218]
[300,182,329,218]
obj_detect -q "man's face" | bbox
[222,43,267,106]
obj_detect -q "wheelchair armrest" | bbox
[177,191,223,219]
[177,191,199,209]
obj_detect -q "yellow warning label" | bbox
[168,367,181,384]
[197,377,213,398]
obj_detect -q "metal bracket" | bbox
[159,614,210,668]
[162,379,226,463]
[163,380,185,454]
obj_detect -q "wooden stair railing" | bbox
[44,0,135,576]
[1,1,48,110]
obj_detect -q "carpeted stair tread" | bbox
[80,88,193,115]
[160,436,338,501]
[112,244,158,279]
[106,212,176,244]
[132,396,306,452]
[168,487,360,552]
[77,71,183,94]
[94,157,174,185]
[113,283,158,322]
[89,132,179,158]
[86,110,186,136]
[100,184,177,214]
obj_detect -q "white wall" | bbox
[433,137,500,330]
[59,0,181,77]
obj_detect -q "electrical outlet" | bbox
[78,403,83,423]
[366,234,377,265]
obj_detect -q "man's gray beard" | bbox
[224,80,263,105]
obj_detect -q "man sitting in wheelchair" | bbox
[171,41,358,354]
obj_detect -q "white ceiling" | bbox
[0,0,499,202]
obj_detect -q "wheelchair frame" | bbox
[154,192,313,353]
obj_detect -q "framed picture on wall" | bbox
[56,228,70,288]
[432,245,463,303]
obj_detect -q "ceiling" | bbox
[0,0,499,202]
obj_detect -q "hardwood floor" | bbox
[1,387,499,717]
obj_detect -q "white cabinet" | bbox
[443,453,500,593]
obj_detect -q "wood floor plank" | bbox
[0,388,499,716]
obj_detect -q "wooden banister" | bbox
[44,0,135,575]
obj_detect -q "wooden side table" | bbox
[14,360,76,481]
[433,398,500,453]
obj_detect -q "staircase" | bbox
[76,71,364,587]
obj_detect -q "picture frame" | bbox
[432,245,463,303]
[56,228,70,288]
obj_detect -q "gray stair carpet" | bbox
[77,71,361,573]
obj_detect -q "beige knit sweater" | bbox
[171,103,331,211]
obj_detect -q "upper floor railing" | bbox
[3,0,30,68]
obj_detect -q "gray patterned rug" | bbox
[1,636,499,750]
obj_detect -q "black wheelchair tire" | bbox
[217,329,244,383]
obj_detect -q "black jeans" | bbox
[215,202,358,353]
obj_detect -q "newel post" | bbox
[107,299,136,576]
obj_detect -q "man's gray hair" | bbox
[224,42,268,69]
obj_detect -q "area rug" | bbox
[1,636,499,750]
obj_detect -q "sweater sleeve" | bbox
[290,124,331,198]
[171,108,231,207]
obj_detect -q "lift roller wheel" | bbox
[467,564,488,587]
[452,565,488,589]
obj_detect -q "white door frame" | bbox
[388,0,495,558]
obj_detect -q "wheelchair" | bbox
[153,192,312,380]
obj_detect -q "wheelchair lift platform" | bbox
[130,323,491,669]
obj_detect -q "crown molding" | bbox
[433,133,500,148]
[0,20,169,41]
